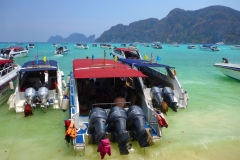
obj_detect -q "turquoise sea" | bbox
[0,43,240,160]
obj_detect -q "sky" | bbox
[1,0,240,42]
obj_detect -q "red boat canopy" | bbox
[0,59,13,65]
[73,59,146,79]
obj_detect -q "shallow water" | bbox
[0,43,240,160]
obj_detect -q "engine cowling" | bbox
[88,107,108,145]
[37,87,49,103]
[24,87,36,104]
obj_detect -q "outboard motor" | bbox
[37,87,49,112]
[162,87,177,112]
[126,105,153,147]
[24,87,36,104]
[108,106,130,155]
[37,87,49,104]
[88,107,108,145]
[150,86,163,105]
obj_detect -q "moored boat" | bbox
[199,44,219,51]
[128,44,137,49]
[74,43,89,49]
[28,44,35,48]
[0,58,20,105]
[213,62,240,80]
[187,45,196,49]
[8,59,65,113]
[110,47,142,59]
[152,43,163,49]
[100,43,112,49]
[65,58,166,156]
[229,45,240,50]
[52,44,58,47]
[0,46,29,58]
[92,43,98,47]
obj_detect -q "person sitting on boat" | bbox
[222,58,228,63]
[114,91,127,108]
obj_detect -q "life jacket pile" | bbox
[65,120,77,144]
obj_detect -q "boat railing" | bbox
[0,63,14,77]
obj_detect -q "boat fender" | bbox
[9,81,14,91]
[64,86,69,96]
[174,69,177,76]
[67,75,70,84]
[61,96,69,112]
[62,79,67,88]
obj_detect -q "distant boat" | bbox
[216,42,224,45]
[128,44,138,49]
[28,44,35,48]
[187,45,196,49]
[168,42,180,47]
[199,44,219,51]
[92,43,98,47]
[52,44,58,47]
[229,45,240,50]
[74,43,89,49]
[100,43,112,49]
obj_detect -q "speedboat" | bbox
[0,58,20,105]
[28,44,35,48]
[65,58,167,156]
[100,43,112,49]
[52,44,58,47]
[213,62,240,80]
[110,48,188,111]
[168,42,180,47]
[118,58,189,111]
[128,44,137,49]
[0,46,29,59]
[74,43,89,49]
[141,43,149,47]
[8,59,65,113]
[110,47,142,59]
[229,45,240,50]
[92,43,98,47]
[152,43,163,49]
[187,45,196,49]
[54,46,70,55]
[199,44,219,51]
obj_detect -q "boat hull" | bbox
[214,63,240,80]
[0,75,18,106]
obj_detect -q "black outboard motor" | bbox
[126,105,153,147]
[108,106,130,155]
[150,86,163,105]
[162,87,177,112]
[88,107,108,145]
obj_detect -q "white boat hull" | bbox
[229,46,240,50]
[0,64,20,105]
[214,63,240,80]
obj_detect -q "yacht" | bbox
[187,45,196,49]
[128,44,137,49]
[28,44,35,48]
[100,43,112,49]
